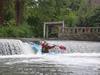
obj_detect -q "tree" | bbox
[0,0,5,25]
[77,0,95,27]
[88,7,100,26]
[15,0,25,25]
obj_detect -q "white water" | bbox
[0,39,100,65]
[0,39,24,55]
[22,42,34,55]
[0,39,100,75]
[0,39,100,66]
[47,40,100,53]
[0,39,34,55]
[0,39,100,55]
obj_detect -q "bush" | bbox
[15,24,33,37]
[65,12,79,27]
[0,23,33,38]
[27,16,43,37]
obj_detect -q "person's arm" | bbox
[48,45,56,49]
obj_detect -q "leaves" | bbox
[0,0,100,37]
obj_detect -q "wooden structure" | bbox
[43,21,100,40]
[43,21,65,38]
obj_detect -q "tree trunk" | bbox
[0,0,4,25]
[15,0,24,25]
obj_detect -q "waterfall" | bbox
[47,40,100,53]
[0,39,33,55]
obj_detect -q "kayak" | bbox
[32,43,42,54]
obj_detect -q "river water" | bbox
[0,39,100,75]
[47,40,100,53]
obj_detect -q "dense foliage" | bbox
[0,0,100,37]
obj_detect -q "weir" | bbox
[0,39,24,55]
[0,39,33,55]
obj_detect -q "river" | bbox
[0,39,100,75]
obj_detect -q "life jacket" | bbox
[41,43,45,49]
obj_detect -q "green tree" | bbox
[88,7,100,26]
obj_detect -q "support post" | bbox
[62,21,65,32]
[46,25,48,38]
[43,23,46,38]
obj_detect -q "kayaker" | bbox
[41,41,56,53]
